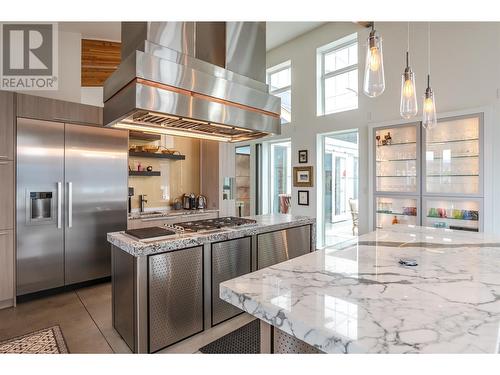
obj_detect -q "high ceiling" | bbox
[59,22,326,51]
[266,22,325,50]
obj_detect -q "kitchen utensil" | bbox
[452,209,463,219]
[428,208,438,217]
[145,146,159,153]
[197,195,207,209]
[437,208,447,218]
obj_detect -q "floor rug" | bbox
[199,319,260,354]
[0,326,69,354]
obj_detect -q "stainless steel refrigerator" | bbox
[16,118,128,296]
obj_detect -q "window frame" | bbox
[318,34,358,116]
[266,61,292,124]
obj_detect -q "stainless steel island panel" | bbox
[257,225,311,269]
[211,237,251,326]
[148,246,204,352]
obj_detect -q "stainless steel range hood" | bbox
[103,22,281,142]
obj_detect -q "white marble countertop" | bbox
[108,214,316,257]
[220,225,500,353]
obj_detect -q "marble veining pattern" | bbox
[220,225,500,353]
[108,214,316,257]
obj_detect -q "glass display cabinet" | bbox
[423,114,482,196]
[372,113,484,232]
[375,124,419,194]
[373,123,420,230]
[375,195,419,229]
[422,197,482,232]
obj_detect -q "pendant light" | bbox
[400,23,418,119]
[363,22,385,97]
[422,23,437,130]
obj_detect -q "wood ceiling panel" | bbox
[81,39,121,87]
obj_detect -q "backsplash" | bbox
[128,136,200,210]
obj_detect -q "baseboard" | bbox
[0,298,14,310]
[16,276,111,304]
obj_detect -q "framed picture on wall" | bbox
[298,190,309,206]
[298,150,308,163]
[293,166,313,187]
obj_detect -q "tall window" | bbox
[317,33,358,116]
[267,61,291,124]
[270,141,292,213]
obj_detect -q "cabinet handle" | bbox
[68,182,73,228]
[0,155,9,159]
[0,161,9,165]
[0,232,7,236]
[57,182,62,229]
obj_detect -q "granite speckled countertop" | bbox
[127,209,219,220]
[220,225,500,353]
[108,214,316,257]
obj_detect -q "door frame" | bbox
[316,129,359,249]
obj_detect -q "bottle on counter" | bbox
[392,215,399,225]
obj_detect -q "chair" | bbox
[348,199,358,236]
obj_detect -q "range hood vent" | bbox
[103,22,281,142]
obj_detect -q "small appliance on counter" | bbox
[197,195,207,209]
[183,193,197,210]
[172,198,182,210]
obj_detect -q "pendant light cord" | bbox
[427,22,431,77]
[407,22,410,53]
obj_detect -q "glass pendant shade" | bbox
[400,68,418,119]
[422,75,437,130]
[363,29,385,97]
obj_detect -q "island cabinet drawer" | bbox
[257,225,311,269]
[148,246,204,352]
[211,237,251,326]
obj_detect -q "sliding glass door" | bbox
[320,131,359,247]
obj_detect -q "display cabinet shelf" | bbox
[427,174,479,177]
[376,211,417,217]
[376,158,417,162]
[376,141,416,147]
[429,155,479,160]
[427,137,479,145]
[376,175,417,178]
[426,216,478,222]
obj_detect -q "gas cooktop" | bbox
[124,217,258,241]
[173,217,257,232]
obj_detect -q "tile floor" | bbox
[0,282,254,354]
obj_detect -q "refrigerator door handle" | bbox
[57,182,62,229]
[68,182,73,228]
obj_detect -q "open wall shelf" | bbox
[129,171,161,177]
[129,151,186,160]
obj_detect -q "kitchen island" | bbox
[220,225,500,354]
[107,214,315,353]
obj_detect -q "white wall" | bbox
[254,22,500,236]
[18,31,83,103]
[17,29,105,106]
